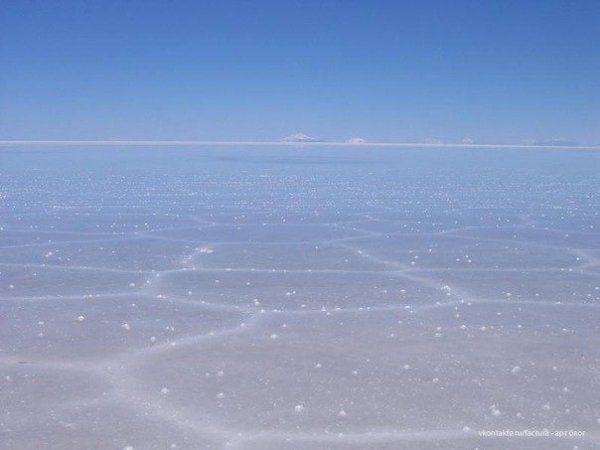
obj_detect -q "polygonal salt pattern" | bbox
[1,146,599,449]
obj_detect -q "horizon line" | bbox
[1,139,599,150]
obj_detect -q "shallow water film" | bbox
[1,146,599,449]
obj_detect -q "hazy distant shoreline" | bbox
[1,140,599,150]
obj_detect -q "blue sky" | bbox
[1,0,599,143]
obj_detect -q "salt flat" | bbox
[1,146,599,449]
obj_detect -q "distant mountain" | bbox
[346,137,367,144]
[282,133,324,143]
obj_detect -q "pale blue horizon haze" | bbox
[1,0,599,144]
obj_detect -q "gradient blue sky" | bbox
[1,0,599,143]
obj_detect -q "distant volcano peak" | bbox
[346,136,367,144]
[282,133,324,143]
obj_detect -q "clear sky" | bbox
[1,0,599,144]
